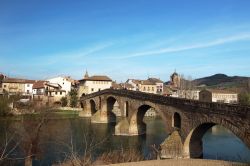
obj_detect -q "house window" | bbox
[27,84,30,87]
[4,85,6,88]
[152,87,154,91]
[91,88,94,92]
[27,90,30,94]
[55,92,57,95]
[60,92,62,95]
[143,87,146,91]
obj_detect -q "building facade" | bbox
[140,80,157,94]
[170,71,181,88]
[177,89,200,100]
[199,89,238,103]
[46,76,72,94]
[78,72,112,97]
[2,78,36,96]
[33,81,66,105]
[126,78,164,95]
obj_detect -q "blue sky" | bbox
[1,0,250,82]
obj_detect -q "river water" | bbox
[0,113,249,165]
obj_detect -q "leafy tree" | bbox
[69,89,78,107]
[60,97,68,107]
[238,92,250,105]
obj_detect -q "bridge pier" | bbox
[79,104,92,117]
[115,118,146,136]
[91,102,116,123]
[160,131,183,159]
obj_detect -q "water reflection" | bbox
[0,115,249,165]
[203,125,250,163]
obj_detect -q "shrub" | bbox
[0,96,11,116]
[69,90,78,107]
[239,93,250,105]
[61,97,68,107]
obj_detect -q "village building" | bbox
[46,76,73,95]
[126,79,141,91]
[33,81,66,105]
[170,71,181,88]
[140,80,157,94]
[24,80,36,97]
[177,89,200,100]
[78,71,112,97]
[111,82,122,90]
[112,82,134,90]
[2,78,25,95]
[126,78,164,94]
[147,78,164,94]
[2,77,36,97]
[199,89,238,104]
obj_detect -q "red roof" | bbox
[33,81,47,89]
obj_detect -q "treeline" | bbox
[0,95,21,116]
[238,79,250,106]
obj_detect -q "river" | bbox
[0,112,249,165]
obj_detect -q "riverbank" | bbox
[0,110,80,120]
[101,159,248,166]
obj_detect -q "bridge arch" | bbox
[106,96,119,122]
[136,104,152,124]
[172,112,181,129]
[80,101,84,109]
[98,96,101,110]
[124,101,129,117]
[183,119,249,159]
[90,99,97,115]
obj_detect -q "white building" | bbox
[32,81,66,104]
[177,89,200,100]
[24,80,36,96]
[199,89,238,104]
[46,76,72,94]
[78,72,112,96]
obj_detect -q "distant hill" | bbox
[194,74,250,87]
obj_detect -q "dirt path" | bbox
[102,159,248,166]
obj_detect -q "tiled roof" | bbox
[148,78,164,83]
[80,75,112,81]
[131,79,142,84]
[47,89,66,92]
[141,80,156,85]
[112,82,122,89]
[46,82,61,88]
[120,83,134,89]
[205,89,237,94]
[33,81,47,89]
[2,78,36,84]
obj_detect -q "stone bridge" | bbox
[79,89,250,158]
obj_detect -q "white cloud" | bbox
[108,33,250,59]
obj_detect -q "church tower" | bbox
[84,70,89,79]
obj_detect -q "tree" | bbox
[238,92,250,105]
[69,90,78,108]
[0,96,11,116]
[61,97,68,107]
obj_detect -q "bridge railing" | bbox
[80,89,250,117]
